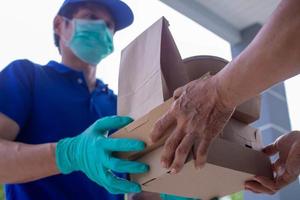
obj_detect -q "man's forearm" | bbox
[215,0,300,108]
[0,139,59,184]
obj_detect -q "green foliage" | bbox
[230,192,243,200]
[0,185,3,200]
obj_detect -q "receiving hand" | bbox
[245,131,300,195]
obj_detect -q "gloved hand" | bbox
[160,194,199,200]
[56,116,149,194]
[160,194,218,200]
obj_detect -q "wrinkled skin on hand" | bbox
[150,74,235,173]
[245,131,300,195]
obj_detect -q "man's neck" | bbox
[62,57,97,93]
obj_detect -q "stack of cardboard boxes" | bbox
[112,17,273,199]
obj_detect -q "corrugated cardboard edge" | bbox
[131,138,273,199]
[113,98,263,160]
[221,119,263,150]
[131,138,273,184]
[112,98,175,160]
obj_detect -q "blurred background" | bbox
[0,0,299,200]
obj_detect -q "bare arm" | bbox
[0,113,59,184]
[151,0,300,173]
[217,0,300,107]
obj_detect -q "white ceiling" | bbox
[160,0,281,44]
[196,0,280,30]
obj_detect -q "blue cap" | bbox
[58,0,134,31]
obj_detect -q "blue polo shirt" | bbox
[0,59,125,200]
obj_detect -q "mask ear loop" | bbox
[60,17,75,46]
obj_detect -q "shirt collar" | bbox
[46,60,112,94]
[47,60,78,74]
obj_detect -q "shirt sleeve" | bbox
[0,59,35,128]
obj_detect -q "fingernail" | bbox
[141,165,150,172]
[123,116,134,123]
[171,168,177,174]
[149,137,154,144]
[244,184,250,190]
[195,163,204,170]
[135,141,146,150]
[132,185,141,193]
[161,161,167,169]
[150,138,157,145]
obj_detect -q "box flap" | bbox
[112,98,175,160]
[221,119,263,150]
[113,99,262,160]
[131,138,272,185]
[131,138,272,199]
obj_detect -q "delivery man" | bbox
[0,0,150,199]
[0,0,200,199]
[151,0,300,196]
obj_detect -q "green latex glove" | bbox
[160,194,218,200]
[160,194,199,200]
[56,116,149,194]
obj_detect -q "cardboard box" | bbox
[113,98,175,160]
[112,99,273,199]
[114,17,271,198]
[183,56,261,124]
[221,119,263,151]
[132,138,272,200]
[113,99,262,160]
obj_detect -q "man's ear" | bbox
[53,15,64,36]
